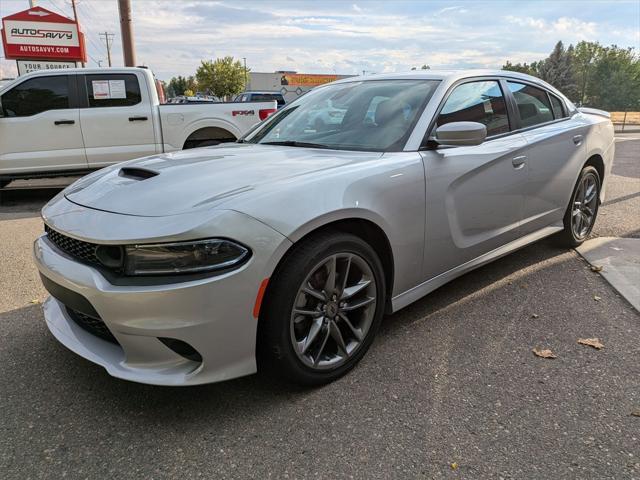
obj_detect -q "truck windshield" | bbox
[245,79,439,152]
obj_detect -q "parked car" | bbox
[236,91,286,108]
[34,70,614,386]
[0,67,277,187]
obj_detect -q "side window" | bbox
[507,82,554,128]
[549,93,567,119]
[0,76,69,117]
[85,74,141,108]
[436,80,510,137]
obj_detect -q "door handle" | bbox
[573,135,583,145]
[129,116,148,122]
[54,120,75,125]
[512,155,527,169]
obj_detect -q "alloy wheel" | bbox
[290,253,377,370]
[571,172,598,239]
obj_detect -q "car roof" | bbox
[243,91,283,95]
[330,69,571,105]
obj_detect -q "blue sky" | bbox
[1,0,638,80]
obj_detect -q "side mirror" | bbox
[435,121,487,147]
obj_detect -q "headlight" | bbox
[124,239,249,276]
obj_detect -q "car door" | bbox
[0,74,87,175]
[505,81,589,234]
[79,72,156,168]
[420,79,529,279]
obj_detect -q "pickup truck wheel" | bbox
[196,140,221,148]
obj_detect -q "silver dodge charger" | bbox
[34,70,615,386]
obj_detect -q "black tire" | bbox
[196,139,221,148]
[556,165,601,248]
[257,231,386,386]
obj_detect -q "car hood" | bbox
[64,143,383,217]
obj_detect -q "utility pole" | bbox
[70,0,84,67]
[117,0,136,66]
[99,32,115,67]
[242,57,247,86]
[29,0,37,7]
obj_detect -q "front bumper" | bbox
[33,206,290,386]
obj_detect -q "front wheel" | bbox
[258,232,386,385]
[557,165,601,247]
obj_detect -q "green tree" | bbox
[195,56,248,100]
[537,41,578,100]
[573,41,603,105]
[167,76,187,97]
[502,60,540,76]
[586,45,640,110]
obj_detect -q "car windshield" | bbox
[245,79,439,151]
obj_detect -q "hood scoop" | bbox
[118,167,159,180]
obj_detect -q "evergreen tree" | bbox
[537,41,577,99]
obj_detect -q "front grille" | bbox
[45,225,101,267]
[66,307,118,344]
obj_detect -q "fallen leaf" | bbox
[631,410,640,418]
[533,348,557,359]
[30,299,39,304]
[593,295,602,301]
[450,462,458,470]
[531,314,539,319]
[590,265,603,272]
[578,338,604,350]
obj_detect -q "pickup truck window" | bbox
[85,74,142,108]
[0,75,69,117]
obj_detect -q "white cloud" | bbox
[0,0,635,81]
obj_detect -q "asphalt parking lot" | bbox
[1,136,639,479]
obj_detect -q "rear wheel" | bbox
[258,232,386,385]
[557,165,601,247]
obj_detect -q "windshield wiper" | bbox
[261,140,334,149]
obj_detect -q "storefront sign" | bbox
[16,59,77,75]
[1,7,86,62]
[280,73,339,87]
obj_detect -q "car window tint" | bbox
[1,75,69,117]
[437,80,509,137]
[85,74,141,108]
[507,82,554,127]
[549,93,567,119]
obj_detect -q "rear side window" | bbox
[549,93,567,119]
[252,93,285,105]
[1,75,69,117]
[507,82,554,128]
[85,74,141,107]
[437,80,510,137]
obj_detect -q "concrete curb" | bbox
[576,237,640,311]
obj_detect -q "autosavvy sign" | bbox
[1,7,86,62]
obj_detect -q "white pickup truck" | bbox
[0,67,277,187]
